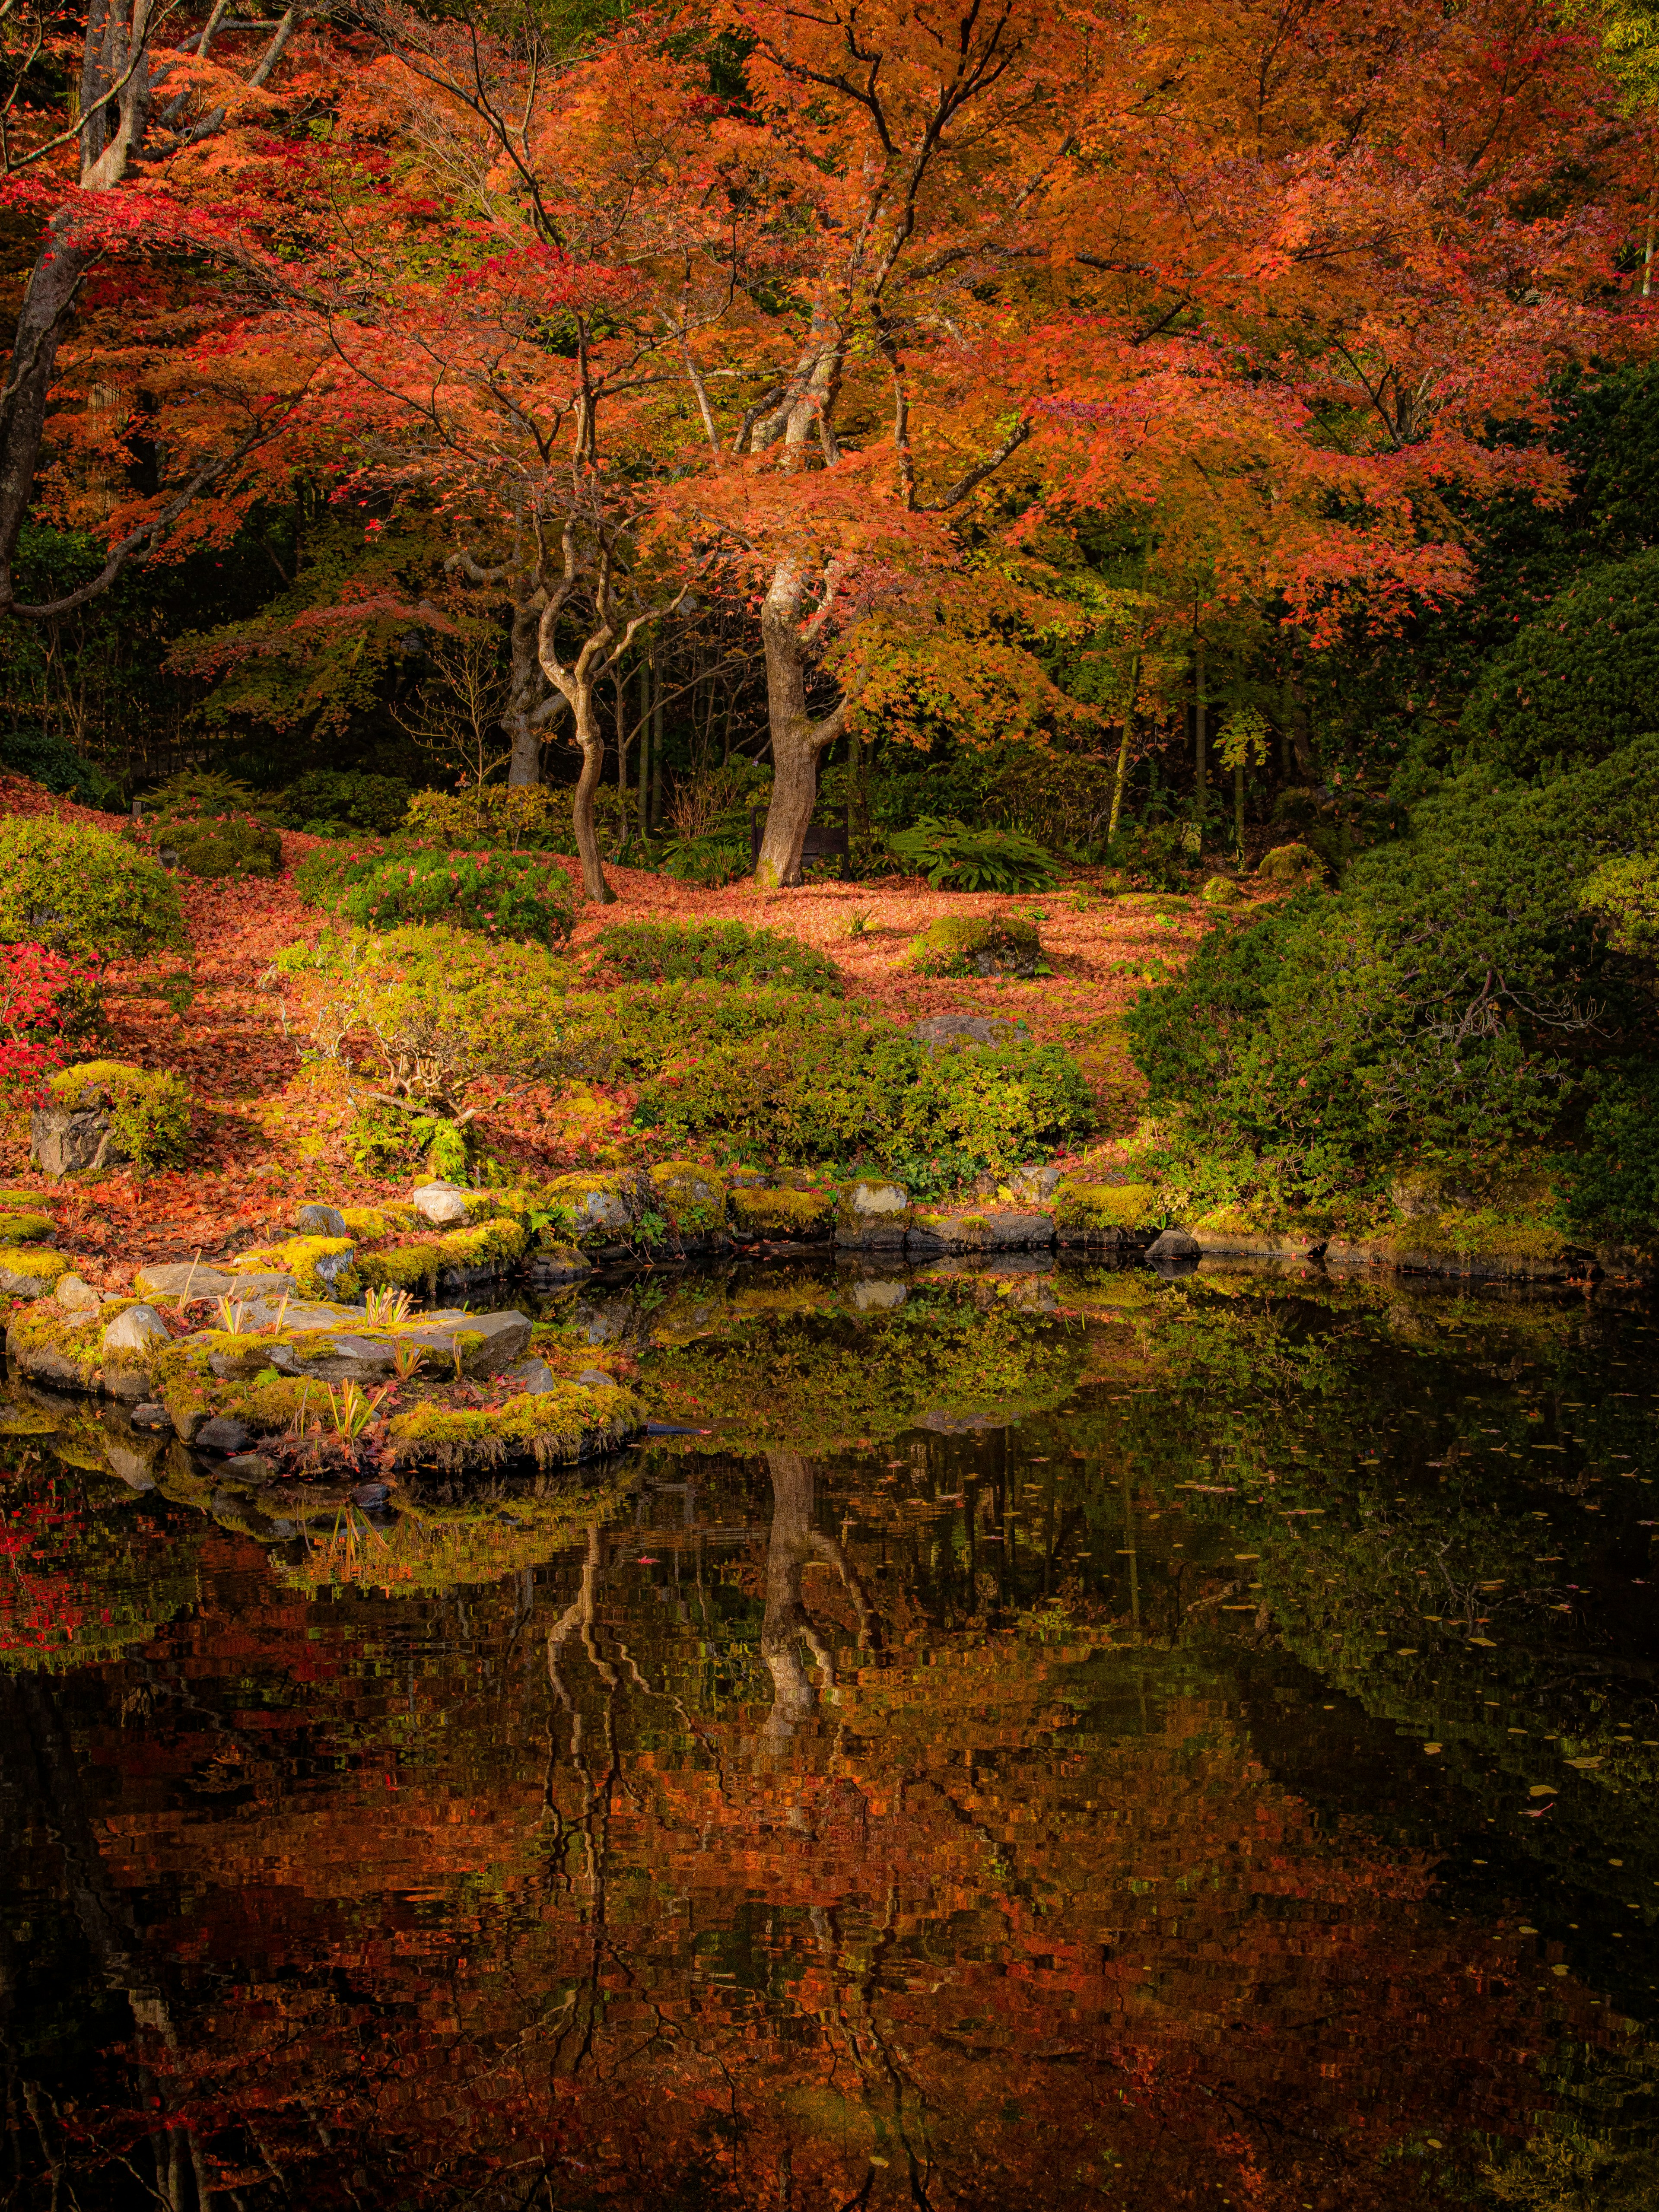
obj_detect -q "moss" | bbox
[340,1203,418,1241]
[543,1170,636,1240]
[383,1380,644,1470]
[908,914,1041,978]
[730,1186,834,1239]
[1342,1216,1582,1275]
[0,1244,70,1283]
[1256,841,1324,887]
[6,1300,108,1388]
[0,1211,53,1243]
[438,1217,527,1269]
[1052,1179,1163,1233]
[1201,875,1243,906]
[46,1059,192,1173]
[1192,1206,1259,1236]
[648,1161,729,1238]
[232,1236,359,1300]
[358,1242,444,1294]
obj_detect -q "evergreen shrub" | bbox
[0,816,185,962]
[295,841,575,944]
[272,771,411,836]
[1124,739,1659,1214]
[0,728,121,810]
[590,919,842,994]
[1459,547,1659,779]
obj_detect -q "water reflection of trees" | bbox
[5,1270,1659,2203]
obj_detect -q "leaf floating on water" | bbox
[1565,1756,1602,1770]
[1423,1743,1442,1754]
[1233,1553,1260,1561]
[1397,1648,1419,1656]
[1468,1636,1498,1647]
[1529,1784,1557,1796]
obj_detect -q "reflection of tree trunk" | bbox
[761,1452,879,1747]
[0,1675,216,2208]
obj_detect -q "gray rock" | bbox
[1146,1227,1201,1261]
[575,1367,617,1389]
[0,1253,65,1298]
[102,1304,170,1357]
[299,1242,355,1292]
[295,1202,348,1236]
[219,1452,275,1484]
[837,1179,911,1249]
[130,1402,172,1431]
[907,1211,1054,1255]
[909,1014,1030,1051]
[195,1414,252,1455]
[29,1104,121,1178]
[396,1309,533,1373]
[1011,1164,1062,1201]
[54,1272,102,1316]
[528,1244,592,1286]
[134,1262,299,1302]
[412,1181,469,1227]
[503,1357,559,1395]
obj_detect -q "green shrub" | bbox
[403,782,631,857]
[279,928,1091,1187]
[1459,547,1659,779]
[976,743,1118,855]
[656,830,751,886]
[275,926,576,1109]
[340,847,575,944]
[1582,853,1659,958]
[590,919,842,994]
[346,1101,473,1181]
[295,840,575,945]
[1256,841,1325,887]
[636,1022,1092,1194]
[887,816,1062,892]
[909,914,1043,977]
[140,772,283,880]
[1124,740,1659,1213]
[0,816,185,962]
[0,728,121,810]
[270,770,411,836]
[1555,1062,1659,1244]
[1106,821,1192,892]
[47,1059,191,1172]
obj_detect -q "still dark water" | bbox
[3,1258,1659,2211]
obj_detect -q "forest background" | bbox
[2,0,1659,1246]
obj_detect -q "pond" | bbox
[2,1256,1657,2210]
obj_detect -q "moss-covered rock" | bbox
[836,1179,912,1247]
[358,1217,529,1295]
[232,1236,358,1300]
[1324,1219,1591,1281]
[542,1171,637,1241]
[1256,841,1325,887]
[0,1211,53,1243]
[730,1186,835,1240]
[32,1060,192,1176]
[383,1379,645,1470]
[7,1300,110,1391]
[908,914,1042,979]
[648,1161,730,1243]
[1201,874,1243,906]
[0,1245,70,1297]
[1052,1179,1162,1238]
[340,1202,419,1241]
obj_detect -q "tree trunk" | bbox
[1234,760,1245,858]
[1193,636,1207,843]
[569,683,613,903]
[754,563,844,887]
[0,224,93,612]
[1108,652,1140,843]
[505,586,548,786]
[636,651,649,837]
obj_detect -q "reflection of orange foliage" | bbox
[52,1522,1614,2211]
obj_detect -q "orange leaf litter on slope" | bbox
[0,784,1249,1278]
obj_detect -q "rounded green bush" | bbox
[345,848,575,944]
[1459,547,1659,779]
[0,816,185,961]
[909,914,1042,977]
[590,919,842,994]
